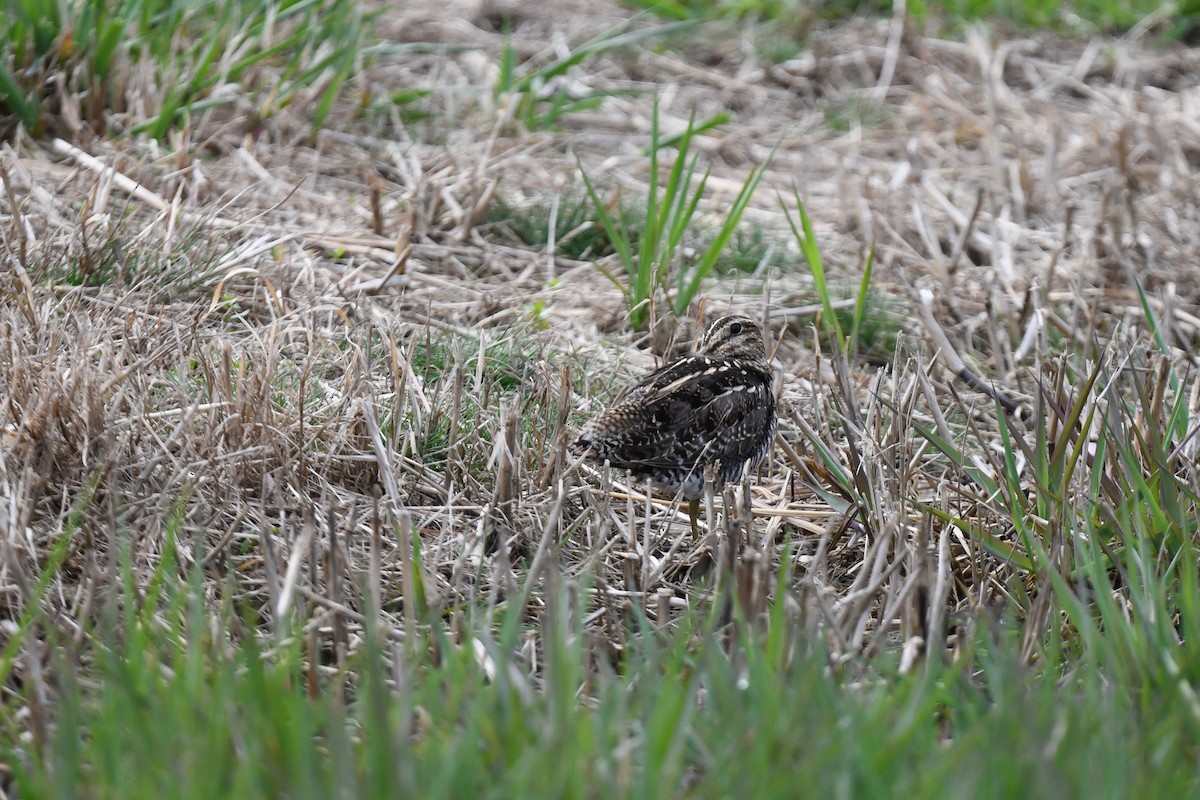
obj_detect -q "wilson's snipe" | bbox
[572,314,777,533]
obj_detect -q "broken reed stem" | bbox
[327,503,347,703]
[917,288,1019,413]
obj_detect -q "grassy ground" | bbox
[4,0,1200,796]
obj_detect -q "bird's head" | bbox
[698,314,768,362]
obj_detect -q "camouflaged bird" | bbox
[572,314,777,528]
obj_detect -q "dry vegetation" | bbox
[3,0,1200,789]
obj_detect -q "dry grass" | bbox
[3,0,1200,703]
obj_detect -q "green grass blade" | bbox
[920,502,1035,570]
[1133,273,1170,355]
[578,158,634,281]
[667,159,704,254]
[782,185,843,345]
[497,26,516,95]
[652,111,730,152]
[849,243,875,358]
[515,20,694,91]
[313,48,356,129]
[675,151,771,314]
[912,420,1002,499]
[0,468,98,691]
[0,65,37,130]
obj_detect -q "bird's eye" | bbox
[729,322,743,335]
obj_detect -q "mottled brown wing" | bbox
[580,358,774,472]
[572,356,712,462]
[694,377,776,474]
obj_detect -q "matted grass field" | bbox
[3,0,1200,796]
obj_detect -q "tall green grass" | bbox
[495,19,686,132]
[0,0,371,139]
[580,99,770,330]
[7,217,1200,798]
[7,519,1200,797]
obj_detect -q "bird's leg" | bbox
[688,498,700,538]
[698,462,719,541]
